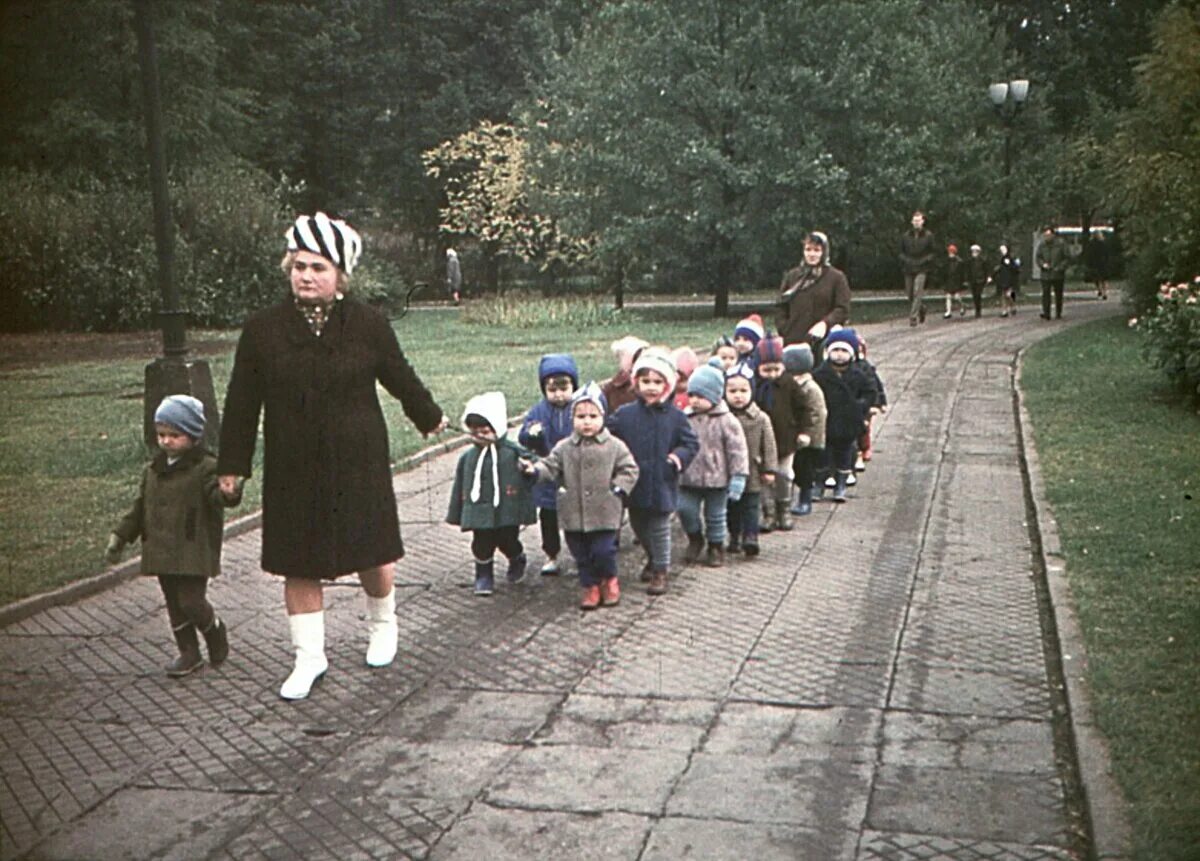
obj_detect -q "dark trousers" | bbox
[564,530,618,587]
[1041,277,1065,318]
[970,282,985,316]
[818,438,857,482]
[470,526,523,563]
[727,491,762,544]
[538,508,562,558]
[158,574,214,632]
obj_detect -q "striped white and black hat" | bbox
[285,212,362,274]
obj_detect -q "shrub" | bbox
[460,291,621,328]
[1136,277,1200,403]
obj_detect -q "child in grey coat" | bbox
[523,383,639,609]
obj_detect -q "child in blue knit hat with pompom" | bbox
[106,395,242,677]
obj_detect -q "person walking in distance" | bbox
[446,248,463,305]
[899,210,936,326]
[1036,226,1068,320]
[965,244,989,318]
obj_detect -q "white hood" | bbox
[461,391,508,437]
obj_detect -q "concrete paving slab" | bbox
[643,817,859,860]
[867,763,1070,845]
[667,752,874,827]
[485,745,690,814]
[535,693,717,751]
[374,688,560,743]
[316,737,516,802]
[430,805,648,860]
[880,711,1057,774]
[703,702,879,760]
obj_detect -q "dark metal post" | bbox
[133,0,220,451]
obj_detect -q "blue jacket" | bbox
[607,397,699,513]
[518,354,579,508]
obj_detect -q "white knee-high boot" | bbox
[280,611,328,700]
[365,590,398,668]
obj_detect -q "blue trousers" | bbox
[726,491,761,544]
[678,486,729,545]
[564,530,618,587]
[628,508,672,571]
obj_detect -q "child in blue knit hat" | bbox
[813,329,877,502]
[106,395,242,677]
[518,354,578,576]
[678,365,749,567]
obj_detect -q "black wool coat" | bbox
[813,362,877,444]
[218,296,444,579]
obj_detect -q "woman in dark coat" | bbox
[218,212,447,700]
[992,242,1022,318]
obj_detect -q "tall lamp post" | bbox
[988,79,1030,232]
[133,0,219,451]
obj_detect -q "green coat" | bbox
[447,438,537,531]
[729,402,778,494]
[114,447,234,578]
[1037,236,1068,278]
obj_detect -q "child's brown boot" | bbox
[683,533,705,564]
[647,568,669,595]
[167,622,204,678]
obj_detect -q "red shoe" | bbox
[580,585,601,610]
[600,578,620,606]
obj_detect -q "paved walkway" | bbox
[2,301,1122,860]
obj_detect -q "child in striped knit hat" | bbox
[732,314,766,368]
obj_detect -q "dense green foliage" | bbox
[1022,316,1199,861]
[0,0,1193,326]
[1137,279,1200,404]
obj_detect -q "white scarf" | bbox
[470,444,500,507]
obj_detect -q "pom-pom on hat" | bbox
[571,381,607,416]
[756,335,784,365]
[286,212,362,274]
[734,314,765,345]
[672,346,699,379]
[825,328,859,364]
[783,343,814,374]
[632,347,677,395]
[687,365,725,406]
[155,395,206,439]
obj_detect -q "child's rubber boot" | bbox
[832,471,849,503]
[365,590,398,668]
[474,560,495,596]
[704,543,725,568]
[774,501,793,531]
[726,532,742,554]
[683,532,705,564]
[167,622,204,678]
[760,504,776,533]
[647,568,669,595]
[793,485,813,517]
[279,611,328,700]
[200,615,229,668]
[600,577,620,606]
[506,552,527,583]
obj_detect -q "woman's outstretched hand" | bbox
[424,416,451,438]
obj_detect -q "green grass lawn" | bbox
[1021,316,1200,861]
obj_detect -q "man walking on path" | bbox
[1037,226,1068,319]
[446,247,462,305]
[899,210,936,326]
